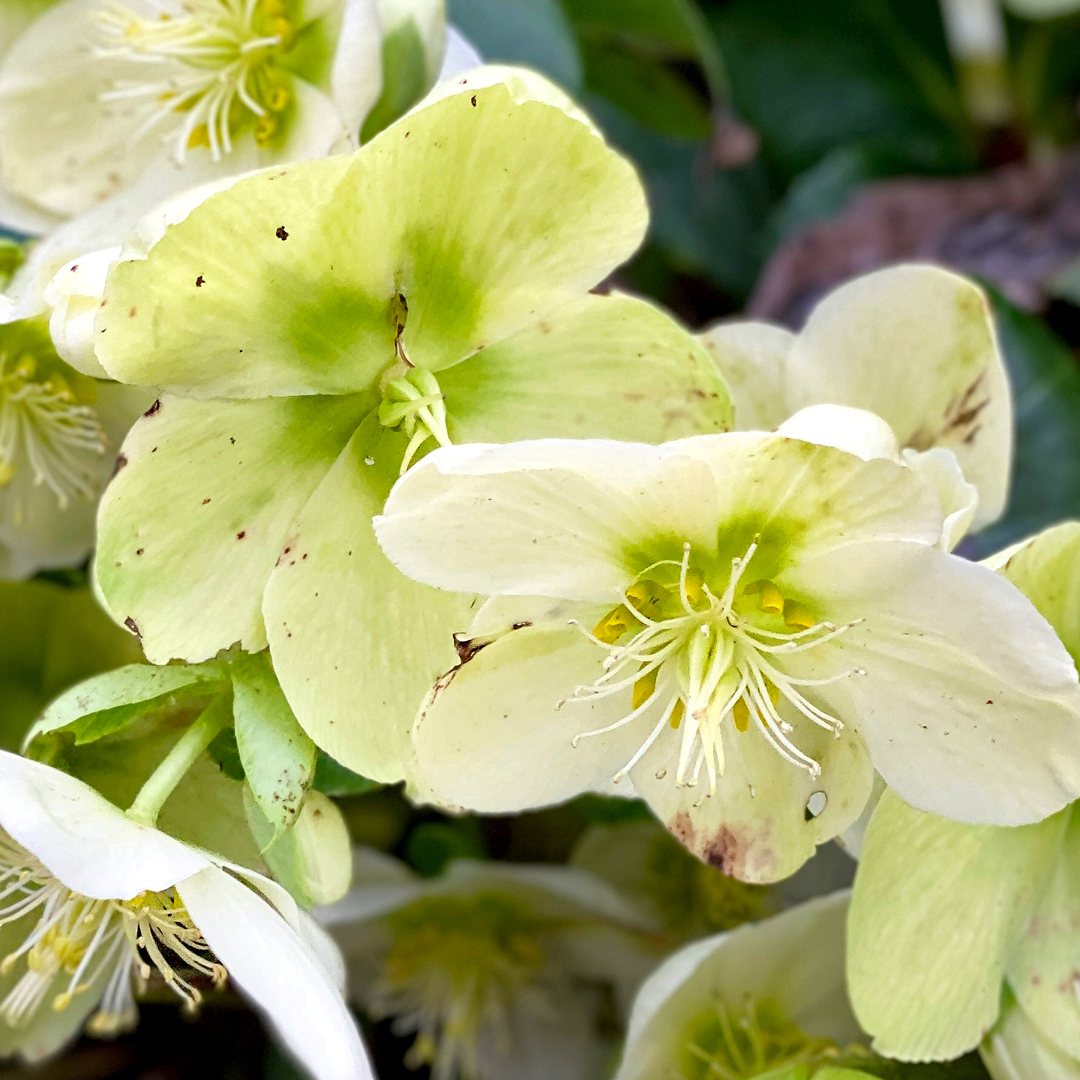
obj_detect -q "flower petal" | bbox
[615,891,857,1080]
[698,320,794,430]
[982,996,1080,1080]
[1006,808,1080,1060]
[787,264,1011,527]
[94,394,366,663]
[0,751,208,898]
[847,790,1065,1061]
[376,433,942,603]
[795,540,1080,825]
[409,622,645,811]
[263,426,473,783]
[441,292,732,443]
[177,865,372,1080]
[629,705,873,884]
[97,81,646,396]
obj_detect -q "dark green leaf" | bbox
[313,750,383,797]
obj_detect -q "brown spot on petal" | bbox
[124,617,142,638]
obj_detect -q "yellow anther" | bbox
[633,666,659,709]
[625,578,667,620]
[187,124,210,150]
[0,954,17,975]
[266,83,291,112]
[684,566,705,606]
[254,113,278,145]
[12,354,35,380]
[592,605,639,645]
[756,581,785,616]
[53,992,74,1012]
[670,699,685,730]
[732,699,750,732]
[783,599,815,630]
[270,16,294,44]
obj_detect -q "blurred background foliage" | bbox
[8,0,1080,1076]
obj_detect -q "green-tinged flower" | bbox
[700,265,1011,529]
[613,891,869,1080]
[318,848,663,1080]
[982,993,1080,1080]
[570,820,775,941]
[0,750,369,1076]
[373,413,1080,882]
[87,73,732,783]
[847,522,1080,1066]
[0,578,141,751]
[0,303,148,578]
[0,0,450,233]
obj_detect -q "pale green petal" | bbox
[847,789,1066,1061]
[794,541,1080,825]
[983,996,1080,1080]
[990,521,1080,665]
[94,393,366,663]
[97,83,645,396]
[630,706,873,884]
[375,434,942,603]
[787,264,1011,528]
[441,292,732,442]
[698,320,794,430]
[409,622,646,811]
[263,425,472,783]
[615,892,858,1080]
[1007,808,1080,1059]
[775,404,901,462]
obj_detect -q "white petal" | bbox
[903,446,978,551]
[777,404,901,462]
[615,891,858,1080]
[178,865,372,1080]
[796,541,1080,824]
[0,751,208,899]
[698,320,794,430]
[45,250,119,378]
[329,0,384,135]
[439,25,483,79]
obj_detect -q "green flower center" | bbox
[0,835,224,1036]
[0,320,106,516]
[678,998,840,1080]
[94,0,300,161]
[378,364,453,476]
[570,538,866,794]
[371,892,549,1080]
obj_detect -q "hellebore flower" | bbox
[700,265,1011,529]
[0,0,445,230]
[373,416,1080,882]
[0,301,147,578]
[0,750,370,1077]
[318,848,661,1080]
[612,891,871,1080]
[982,992,1080,1080]
[848,521,1080,1067]
[88,75,732,781]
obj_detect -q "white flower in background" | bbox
[983,994,1080,1080]
[374,414,1080,882]
[0,750,370,1077]
[700,264,1012,529]
[0,294,148,578]
[613,891,865,1080]
[0,0,448,232]
[318,848,662,1080]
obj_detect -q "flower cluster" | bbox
[0,4,1078,1080]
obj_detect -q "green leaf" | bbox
[403,820,487,877]
[312,751,382,797]
[27,660,230,748]
[231,652,317,837]
[967,291,1080,555]
[447,0,583,88]
[208,725,245,782]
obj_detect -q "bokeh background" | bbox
[6,0,1080,1075]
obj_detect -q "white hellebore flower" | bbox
[374,412,1080,883]
[318,848,661,1080]
[0,751,371,1078]
[0,297,147,579]
[614,892,861,1080]
[701,265,1012,529]
[0,0,421,231]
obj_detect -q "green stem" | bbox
[126,693,232,826]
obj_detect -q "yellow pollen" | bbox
[187,124,210,150]
[254,113,278,145]
[670,700,685,730]
[592,605,639,645]
[732,699,750,732]
[783,599,815,630]
[626,578,668,619]
[633,666,659,709]
[265,83,291,112]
